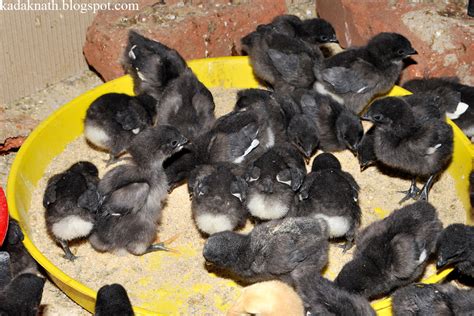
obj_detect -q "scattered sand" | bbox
[28,87,466,314]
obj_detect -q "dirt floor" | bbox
[0,2,317,315]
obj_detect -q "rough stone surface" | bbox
[316,0,474,84]
[83,0,287,81]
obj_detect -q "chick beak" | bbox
[436,258,447,270]
[408,48,418,56]
[329,36,339,43]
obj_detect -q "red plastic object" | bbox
[0,187,8,246]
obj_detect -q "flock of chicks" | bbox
[2,13,474,315]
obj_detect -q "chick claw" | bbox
[145,234,180,254]
[397,178,420,204]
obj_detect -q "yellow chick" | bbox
[227,280,305,316]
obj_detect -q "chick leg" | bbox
[58,239,77,261]
[398,178,420,204]
[418,174,437,202]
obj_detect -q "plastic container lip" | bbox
[6,56,473,315]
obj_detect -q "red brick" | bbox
[316,0,473,84]
[84,0,287,81]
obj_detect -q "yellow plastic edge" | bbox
[6,56,472,316]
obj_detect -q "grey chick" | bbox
[95,283,134,316]
[392,282,474,316]
[293,268,375,316]
[123,30,187,101]
[0,219,38,277]
[157,68,216,189]
[188,163,248,235]
[314,32,417,115]
[236,88,319,159]
[296,89,363,153]
[43,161,100,261]
[362,96,453,202]
[293,153,360,251]
[245,145,306,221]
[357,125,377,172]
[89,125,187,255]
[203,216,329,284]
[241,26,323,93]
[403,77,473,140]
[0,253,45,316]
[436,224,474,279]
[335,201,443,299]
[84,93,156,164]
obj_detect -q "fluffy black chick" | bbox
[296,89,363,153]
[84,93,156,164]
[89,125,187,255]
[0,253,45,316]
[436,224,474,279]
[363,96,453,202]
[236,88,320,159]
[156,68,216,189]
[314,32,417,114]
[293,268,375,316]
[264,15,338,46]
[293,153,360,251]
[188,163,248,235]
[335,201,443,299]
[403,77,473,140]
[245,145,306,221]
[392,283,474,316]
[95,283,134,316]
[0,219,38,277]
[203,216,329,284]
[241,26,322,93]
[43,161,100,260]
[357,125,377,171]
[199,109,266,166]
[123,30,187,100]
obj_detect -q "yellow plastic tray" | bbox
[7,56,473,315]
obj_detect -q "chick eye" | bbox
[373,114,384,122]
[397,49,405,56]
[320,35,328,41]
[171,140,178,147]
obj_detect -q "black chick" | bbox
[392,283,474,316]
[95,283,134,316]
[241,26,322,93]
[0,219,38,277]
[295,89,363,153]
[123,30,187,101]
[0,253,45,316]
[357,125,377,171]
[293,153,360,251]
[403,77,473,140]
[362,96,453,202]
[335,201,443,299]
[84,93,156,164]
[157,68,216,189]
[245,145,306,221]
[236,89,319,159]
[293,268,375,316]
[314,32,417,114]
[188,163,248,235]
[264,15,338,45]
[199,110,262,165]
[89,125,187,255]
[43,161,100,260]
[436,224,474,279]
[203,216,329,284]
